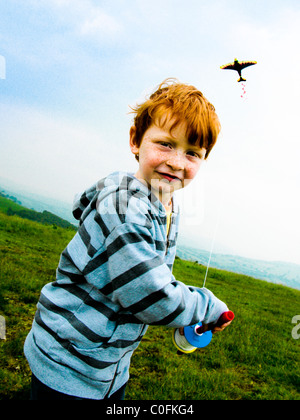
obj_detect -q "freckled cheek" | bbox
[142,150,166,169]
[151,150,166,163]
[184,163,201,182]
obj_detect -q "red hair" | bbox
[130,78,221,159]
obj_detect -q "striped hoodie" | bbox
[24,171,228,399]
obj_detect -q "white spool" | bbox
[173,328,197,353]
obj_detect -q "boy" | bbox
[24,78,232,400]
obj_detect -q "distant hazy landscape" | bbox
[176,245,300,291]
[0,177,77,226]
[1,179,300,291]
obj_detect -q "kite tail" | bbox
[240,83,247,99]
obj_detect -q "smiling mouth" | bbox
[158,172,182,182]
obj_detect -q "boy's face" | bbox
[130,118,206,206]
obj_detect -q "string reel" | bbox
[173,322,213,354]
[173,311,234,354]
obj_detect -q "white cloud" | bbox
[80,11,122,38]
[30,0,123,40]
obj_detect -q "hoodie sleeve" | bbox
[100,221,228,328]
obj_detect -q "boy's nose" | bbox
[166,153,185,171]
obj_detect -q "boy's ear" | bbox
[129,126,139,155]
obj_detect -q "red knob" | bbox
[195,311,235,335]
[216,311,235,327]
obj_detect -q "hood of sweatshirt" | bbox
[72,171,179,226]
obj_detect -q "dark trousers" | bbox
[30,374,127,400]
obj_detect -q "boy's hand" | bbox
[202,320,232,334]
[178,327,185,335]
[178,319,232,336]
[203,310,234,333]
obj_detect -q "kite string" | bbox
[202,210,221,288]
[202,185,226,289]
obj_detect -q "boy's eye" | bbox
[187,151,200,158]
[159,142,172,148]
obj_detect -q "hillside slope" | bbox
[0,194,76,230]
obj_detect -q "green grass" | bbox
[0,210,299,400]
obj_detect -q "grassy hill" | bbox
[0,209,299,400]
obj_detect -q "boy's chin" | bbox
[157,182,182,195]
[162,179,186,191]
[149,178,185,199]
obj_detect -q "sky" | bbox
[0,0,300,265]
